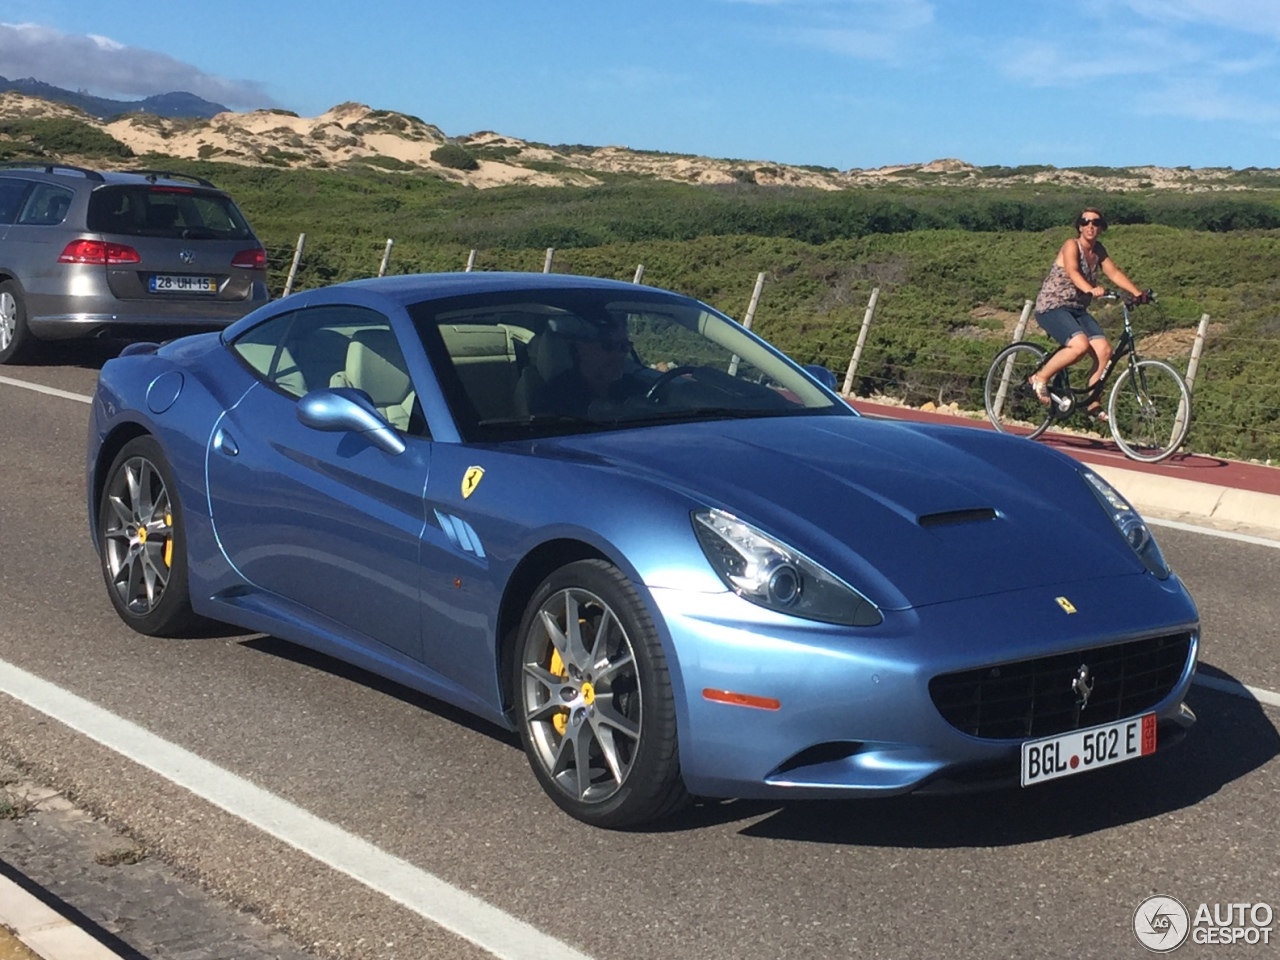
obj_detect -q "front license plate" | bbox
[1021,713,1156,786]
[149,274,217,294]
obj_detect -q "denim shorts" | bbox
[1034,306,1105,346]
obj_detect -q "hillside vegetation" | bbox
[2,104,1277,461]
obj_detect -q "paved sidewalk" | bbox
[0,764,317,960]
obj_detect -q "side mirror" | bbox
[297,388,406,456]
[803,364,839,392]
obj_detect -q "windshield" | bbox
[409,286,848,441]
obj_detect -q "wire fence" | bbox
[260,234,1280,464]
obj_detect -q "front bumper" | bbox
[650,572,1199,800]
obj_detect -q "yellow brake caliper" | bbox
[550,648,569,736]
[163,512,174,568]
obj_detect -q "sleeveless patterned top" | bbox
[1034,240,1107,313]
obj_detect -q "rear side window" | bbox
[16,183,74,225]
[0,178,32,225]
[87,185,254,240]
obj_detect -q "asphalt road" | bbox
[1,347,1278,960]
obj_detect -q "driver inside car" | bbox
[529,314,649,417]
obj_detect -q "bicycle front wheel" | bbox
[1107,359,1192,463]
[984,342,1052,440]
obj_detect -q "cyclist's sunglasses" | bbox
[1077,216,1107,229]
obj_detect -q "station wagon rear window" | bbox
[87,185,254,240]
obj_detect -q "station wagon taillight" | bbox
[231,247,267,271]
[58,239,141,265]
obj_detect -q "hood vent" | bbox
[918,507,998,528]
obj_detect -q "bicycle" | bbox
[983,293,1192,463]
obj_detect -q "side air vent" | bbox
[918,507,998,528]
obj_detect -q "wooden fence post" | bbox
[633,264,645,284]
[282,232,306,296]
[1183,313,1211,394]
[377,238,394,278]
[1172,312,1211,446]
[543,248,555,273]
[841,287,880,395]
[465,249,477,272]
[991,299,1035,418]
[728,272,767,376]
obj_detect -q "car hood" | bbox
[540,415,1144,609]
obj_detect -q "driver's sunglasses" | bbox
[596,337,633,353]
[1078,216,1106,228]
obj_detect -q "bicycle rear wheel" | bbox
[1107,359,1192,463]
[984,342,1052,440]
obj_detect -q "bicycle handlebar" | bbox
[1096,289,1156,308]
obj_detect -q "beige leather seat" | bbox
[331,329,416,431]
[513,330,575,417]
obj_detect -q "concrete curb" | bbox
[0,872,125,960]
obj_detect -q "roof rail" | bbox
[122,169,217,188]
[0,162,105,181]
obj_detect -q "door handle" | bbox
[213,428,239,457]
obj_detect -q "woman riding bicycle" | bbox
[1030,208,1149,422]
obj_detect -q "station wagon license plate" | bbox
[150,274,217,294]
[1021,713,1156,786]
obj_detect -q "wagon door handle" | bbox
[213,428,239,457]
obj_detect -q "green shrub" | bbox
[431,143,479,171]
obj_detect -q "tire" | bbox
[1107,359,1193,463]
[513,559,689,828]
[984,342,1052,440]
[98,436,204,637]
[0,280,35,365]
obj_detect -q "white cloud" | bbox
[1133,79,1280,124]
[725,0,935,63]
[0,22,275,109]
[1123,0,1280,39]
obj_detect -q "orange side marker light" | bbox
[702,688,781,711]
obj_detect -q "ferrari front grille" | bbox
[929,632,1193,740]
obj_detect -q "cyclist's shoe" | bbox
[1086,404,1109,424]
[1029,377,1051,405]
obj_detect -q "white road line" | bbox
[1192,674,1280,709]
[0,374,91,404]
[1147,516,1280,549]
[0,660,595,960]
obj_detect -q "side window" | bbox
[16,184,74,226]
[0,179,33,225]
[230,305,425,435]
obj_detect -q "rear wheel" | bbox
[98,437,204,636]
[984,342,1052,440]
[0,280,34,365]
[513,559,689,828]
[1107,359,1192,463]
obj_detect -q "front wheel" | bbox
[513,559,689,828]
[984,342,1052,440]
[1107,359,1192,463]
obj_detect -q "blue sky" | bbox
[4,1,1280,170]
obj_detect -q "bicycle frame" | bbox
[1041,298,1140,417]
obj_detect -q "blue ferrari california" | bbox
[87,272,1198,827]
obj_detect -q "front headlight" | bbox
[692,508,882,626]
[1081,469,1171,579]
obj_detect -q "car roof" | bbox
[221,272,694,341]
[337,271,682,306]
[0,163,226,192]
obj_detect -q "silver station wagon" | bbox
[0,164,269,363]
